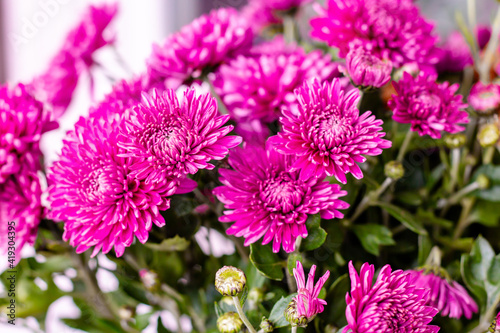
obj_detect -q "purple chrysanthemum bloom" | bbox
[47,112,195,257]
[310,0,439,68]
[345,261,440,333]
[0,171,44,265]
[468,81,500,115]
[30,3,118,118]
[408,269,478,319]
[0,83,57,183]
[146,8,253,89]
[343,47,392,89]
[118,88,241,185]
[213,36,341,124]
[293,261,330,322]
[388,72,469,139]
[213,142,349,253]
[271,78,391,184]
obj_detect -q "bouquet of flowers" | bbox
[1,1,500,332]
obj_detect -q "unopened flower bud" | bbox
[478,123,499,147]
[260,317,274,332]
[476,174,490,190]
[465,154,477,166]
[118,306,135,321]
[139,269,159,291]
[444,134,466,149]
[488,311,500,333]
[284,299,308,327]
[215,266,246,296]
[217,312,243,333]
[384,160,404,180]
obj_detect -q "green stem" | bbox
[397,130,414,162]
[438,181,480,210]
[349,177,393,222]
[283,15,296,43]
[483,146,495,165]
[452,198,475,241]
[232,296,257,333]
[448,148,461,193]
[291,326,298,333]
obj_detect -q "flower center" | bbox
[260,172,304,213]
[82,165,124,202]
[411,92,441,118]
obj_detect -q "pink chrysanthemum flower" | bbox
[468,81,500,115]
[293,261,330,322]
[62,3,118,67]
[47,113,195,257]
[496,312,500,331]
[213,142,349,253]
[388,72,469,139]
[146,8,253,89]
[408,269,478,319]
[310,0,439,68]
[118,88,241,185]
[0,171,44,265]
[345,261,440,333]
[213,36,341,124]
[89,76,147,119]
[271,78,391,184]
[30,3,118,118]
[343,47,392,89]
[0,83,57,183]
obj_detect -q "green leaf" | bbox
[287,253,303,275]
[469,200,500,226]
[417,209,453,229]
[471,165,500,202]
[239,285,249,307]
[268,294,296,328]
[300,215,327,251]
[214,302,224,318]
[249,244,284,281]
[461,236,500,314]
[395,191,423,206]
[145,235,190,251]
[418,235,432,266]
[373,201,427,235]
[352,224,395,256]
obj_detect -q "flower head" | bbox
[215,266,247,296]
[147,8,253,89]
[344,47,392,89]
[272,78,391,183]
[213,36,341,124]
[408,269,478,319]
[292,261,330,324]
[213,142,348,253]
[388,72,469,139]
[0,83,57,183]
[468,81,500,115]
[0,171,44,265]
[47,112,186,257]
[217,312,243,333]
[310,0,439,68]
[118,88,241,185]
[345,261,440,333]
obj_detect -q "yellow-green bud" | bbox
[284,299,308,327]
[260,317,274,332]
[118,306,135,321]
[215,266,246,296]
[476,174,490,190]
[465,154,477,166]
[217,312,243,333]
[444,134,466,149]
[384,160,405,180]
[478,123,500,147]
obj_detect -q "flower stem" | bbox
[448,148,461,193]
[291,326,298,333]
[283,15,296,43]
[349,177,393,222]
[397,130,414,162]
[232,296,257,333]
[438,181,480,210]
[483,146,495,164]
[452,197,475,241]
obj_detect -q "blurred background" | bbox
[0,0,498,332]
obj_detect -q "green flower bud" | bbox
[217,312,243,333]
[476,174,490,190]
[215,266,246,296]
[464,154,477,166]
[444,134,466,149]
[384,160,404,180]
[260,317,274,332]
[478,123,500,147]
[284,299,308,327]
